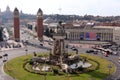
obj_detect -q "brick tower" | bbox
[37,8,43,41]
[13,8,20,41]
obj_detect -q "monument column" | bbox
[37,8,43,41]
[14,8,20,41]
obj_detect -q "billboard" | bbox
[96,33,101,40]
[96,33,101,38]
[80,32,84,39]
[85,32,96,40]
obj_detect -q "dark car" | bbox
[72,48,78,51]
[71,46,78,51]
[71,46,75,49]
[86,50,94,53]
[40,44,43,46]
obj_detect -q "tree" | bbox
[44,28,50,37]
[49,29,54,37]
[0,27,3,41]
[34,26,37,32]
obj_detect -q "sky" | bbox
[0,0,120,16]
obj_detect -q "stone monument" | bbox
[49,21,68,65]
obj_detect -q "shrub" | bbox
[77,65,84,71]
[52,68,59,75]
[0,56,2,59]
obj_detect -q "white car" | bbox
[112,51,118,55]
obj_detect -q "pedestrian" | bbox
[3,53,8,61]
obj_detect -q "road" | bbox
[102,55,120,80]
[0,46,49,80]
[0,43,120,80]
[69,43,120,80]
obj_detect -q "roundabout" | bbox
[4,53,115,80]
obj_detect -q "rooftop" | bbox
[93,26,117,29]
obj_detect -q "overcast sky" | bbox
[0,0,120,16]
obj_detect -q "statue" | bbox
[56,21,65,34]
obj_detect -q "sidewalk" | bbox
[0,40,24,52]
[0,58,15,80]
[68,40,110,45]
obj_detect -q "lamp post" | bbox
[24,35,30,55]
[44,54,47,80]
[108,64,112,76]
[44,72,46,80]
[2,51,8,63]
[0,50,3,59]
[107,60,112,77]
[65,31,69,57]
[24,38,28,55]
[66,31,70,43]
[24,41,28,55]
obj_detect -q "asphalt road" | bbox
[0,46,49,80]
[0,44,120,80]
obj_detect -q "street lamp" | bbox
[2,51,8,63]
[25,47,28,55]
[108,64,112,76]
[24,39,28,55]
[44,54,47,80]
[44,72,47,80]
[24,36,29,55]
[107,60,112,77]
[66,31,70,42]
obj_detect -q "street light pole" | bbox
[107,61,112,76]
[44,54,46,80]
[24,40,28,55]
[44,74,46,80]
[66,31,70,43]
[25,46,28,55]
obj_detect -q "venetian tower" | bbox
[37,8,43,41]
[13,8,20,41]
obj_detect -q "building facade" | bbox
[66,26,118,43]
[113,27,120,45]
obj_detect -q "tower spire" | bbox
[13,7,20,41]
[37,8,43,41]
[6,5,10,12]
[37,8,43,17]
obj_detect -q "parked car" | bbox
[86,50,94,53]
[72,48,78,51]
[71,46,75,50]
[48,42,53,45]
[94,50,98,54]
[40,43,43,46]
[112,51,118,55]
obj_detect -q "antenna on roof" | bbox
[58,7,62,14]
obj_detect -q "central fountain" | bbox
[49,21,68,66]
[29,21,91,74]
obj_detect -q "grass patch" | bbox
[4,53,115,80]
